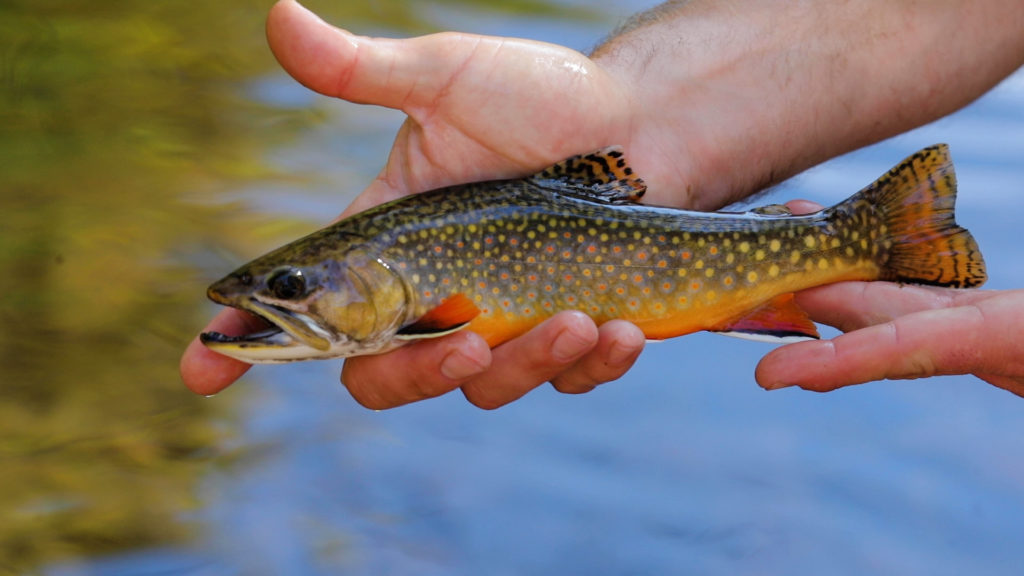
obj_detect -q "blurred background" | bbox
[2,1,1023,574]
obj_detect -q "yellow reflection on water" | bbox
[0,0,590,572]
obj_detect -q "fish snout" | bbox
[206,271,254,305]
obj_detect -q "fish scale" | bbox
[201,144,986,363]
[375,186,886,345]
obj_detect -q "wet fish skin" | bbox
[201,144,986,363]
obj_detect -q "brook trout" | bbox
[201,144,986,363]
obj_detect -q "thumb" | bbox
[265,0,477,110]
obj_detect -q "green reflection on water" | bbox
[0,0,593,572]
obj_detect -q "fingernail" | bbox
[440,349,486,381]
[762,381,795,391]
[551,326,592,363]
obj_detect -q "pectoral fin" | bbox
[396,294,482,340]
[711,294,819,342]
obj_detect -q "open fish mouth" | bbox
[200,324,292,347]
[200,298,333,362]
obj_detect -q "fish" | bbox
[200,144,987,363]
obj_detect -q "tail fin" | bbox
[852,144,987,288]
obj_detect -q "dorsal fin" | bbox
[396,293,481,339]
[529,146,647,205]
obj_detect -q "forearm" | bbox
[593,0,1024,210]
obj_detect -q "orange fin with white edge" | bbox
[396,294,482,339]
[529,146,647,205]
[711,294,820,342]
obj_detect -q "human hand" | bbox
[756,284,1024,397]
[754,201,1021,396]
[181,0,659,407]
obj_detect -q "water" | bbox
[4,1,1024,575]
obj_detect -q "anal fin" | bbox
[711,294,819,342]
[396,294,481,340]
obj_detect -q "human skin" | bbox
[180,0,1024,407]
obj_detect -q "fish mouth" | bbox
[200,296,333,362]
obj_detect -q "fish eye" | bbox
[267,268,307,300]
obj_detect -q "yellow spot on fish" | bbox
[747,271,758,283]
[769,264,780,278]
[818,258,830,270]
[739,242,750,253]
[804,236,816,248]
[769,239,781,252]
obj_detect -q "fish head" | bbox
[201,232,409,363]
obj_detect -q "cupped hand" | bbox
[756,284,1024,397]
[756,200,1023,396]
[181,0,661,407]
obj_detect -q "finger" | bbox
[794,282,959,332]
[550,320,645,394]
[340,329,491,410]
[783,199,823,215]
[756,304,991,392]
[266,0,487,110]
[180,308,257,395]
[460,311,599,409]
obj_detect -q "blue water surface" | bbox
[47,3,1024,575]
